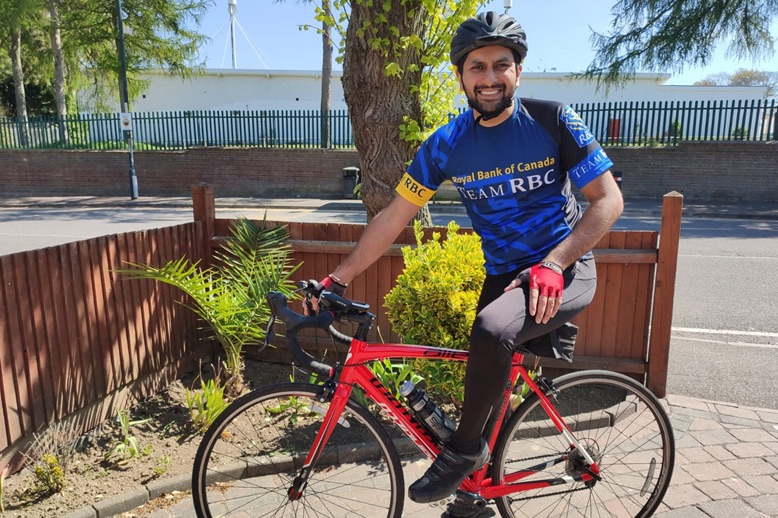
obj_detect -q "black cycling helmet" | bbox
[450,11,528,68]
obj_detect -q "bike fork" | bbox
[287,380,350,501]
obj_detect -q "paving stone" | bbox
[697,498,765,517]
[675,434,703,448]
[661,483,712,509]
[694,480,739,500]
[680,447,716,463]
[720,415,764,428]
[723,458,776,477]
[714,405,760,420]
[729,428,778,443]
[655,506,710,517]
[766,456,778,470]
[743,474,778,494]
[666,395,711,412]
[725,442,775,458]
[671,415,693,433]
[766,442,778,455]
[722,477,762,498]
[673,406,717,420]
[693,429,739,446]
[757,411,778,424]
[703,444,738,461]
[682,461,736,482]
[746,494,778,516]
[671,466,696,484]
[688,418,725,431]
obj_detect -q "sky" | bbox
[194,0,778,85]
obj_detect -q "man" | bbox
[318,10,623,505]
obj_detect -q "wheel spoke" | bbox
[493,371,674,518]
[191,383,404,517]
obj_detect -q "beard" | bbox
[465,84,515,120]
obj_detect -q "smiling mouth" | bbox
[476,87,504,97]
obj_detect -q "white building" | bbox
[95,68,769,113]
[74,69,773,147]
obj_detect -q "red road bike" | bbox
[192,282,674,517]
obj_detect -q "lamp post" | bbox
[116,0,138,200]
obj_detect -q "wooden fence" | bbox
[1,184,682,475]
[0,224,210,474]
[197,185,682,397]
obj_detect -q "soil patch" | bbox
[2,358,295,518]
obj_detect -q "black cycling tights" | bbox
[448,257,597,455]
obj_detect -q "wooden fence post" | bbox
[191,183,215,265]
[647,192,683,396]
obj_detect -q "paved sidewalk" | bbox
[2,194,778,221]
[22,195,773,516]
[60,394,778,518]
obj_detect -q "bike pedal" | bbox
[444,490,489,518]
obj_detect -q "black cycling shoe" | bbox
[409,439,490,503]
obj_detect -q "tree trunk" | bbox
[342,1,425,221]
[49,0,69,144]
[320,0,332,149]
[10,26,29,147]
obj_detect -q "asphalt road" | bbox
[1,204,776,408]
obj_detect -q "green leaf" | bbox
[385,62,403,77]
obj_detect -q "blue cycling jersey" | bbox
[396,97,613,275]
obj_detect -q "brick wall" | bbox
[606,142,778,202]
[1,142,776,201]
[0,147,360,198]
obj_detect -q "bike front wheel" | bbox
[492,370,674,518]
[192,382,404,518]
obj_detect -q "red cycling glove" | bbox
[529,262,564,301]
[318,274,347,297]
[305,275,348,315]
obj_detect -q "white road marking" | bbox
[672,327,778,338]
[671,335,778,349]
[679,254,778,260]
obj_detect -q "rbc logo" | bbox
[561,106,594,148]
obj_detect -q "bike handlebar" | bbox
[265,281,374,376]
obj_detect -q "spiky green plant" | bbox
[118,217,299,397]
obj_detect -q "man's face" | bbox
[457,45,521,119]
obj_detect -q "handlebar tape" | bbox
[266,291,336,376]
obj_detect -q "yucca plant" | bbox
[118,217,299,398]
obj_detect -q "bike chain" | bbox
[500,452,590,502]
[509,485,589,502]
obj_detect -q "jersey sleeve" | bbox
[558,105,614,189]
[395,138,447,206]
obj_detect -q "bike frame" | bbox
[300,336,601,500]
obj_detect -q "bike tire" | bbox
[492,370,674,518]
[191,382,405,518]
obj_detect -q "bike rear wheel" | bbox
[192,382,404,518]
[492,370,674,518]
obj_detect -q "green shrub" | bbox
[32,454,66,494]
[668,120,683,138]
[384,221,485,406]
[731,126,749,140]
[104,410,150,464]
[186,377,229,432]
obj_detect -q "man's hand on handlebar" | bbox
[303,274,348,315]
